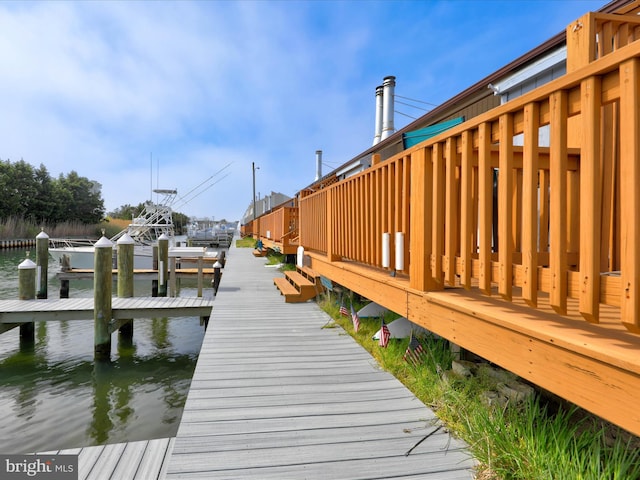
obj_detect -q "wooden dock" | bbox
[0,297,214,324]
[35,242,476,478]
[39,438,175,480]
[165,244,476,478]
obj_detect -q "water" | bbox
[0,248,208,453]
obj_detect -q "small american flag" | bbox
[350,302,360,332]
[339,299,348,316]
[403,335,426,366]
[379,318,390,348]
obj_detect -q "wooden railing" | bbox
[567,12,640,72]
[299,16,640,331]
[254,206,298,251]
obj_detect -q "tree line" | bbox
[0,159,105,224]
[1,158,192,234]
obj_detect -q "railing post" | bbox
[550,90,568,315]
[409,147,436,291]
[566,13,596,73]
[579,76,602,324]
[620,58,640,332]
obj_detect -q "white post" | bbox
[382,233,390,268]
[395,232,405,271]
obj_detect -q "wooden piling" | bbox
[35,230,49,299]
[94,236,113,360]
[158,234,169,297]
[18,257,36,343]
[117,233,135,341]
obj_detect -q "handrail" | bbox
[299,18,640,331]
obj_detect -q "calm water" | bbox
[0,248,208,453]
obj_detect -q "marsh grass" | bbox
[0,216,105,240]
[318,294,640,479]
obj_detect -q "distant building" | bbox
[241,191,292,226]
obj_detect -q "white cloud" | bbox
[0,0,606,221]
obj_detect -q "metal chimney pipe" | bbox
[315,150,323,181]
[380,75,396,141]
[372,85,384,145]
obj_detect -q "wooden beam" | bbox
[522,102,539,307]
[498,113,514,301]
[431,143,445,288]
[409,147,436,291]
[460,131,473,289]
[445,138,458,286]
[550,90,569,315]
[478,123,493,295]
[620,58,640,332]
[580,76,602,323]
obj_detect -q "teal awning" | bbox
[402,116,465,149]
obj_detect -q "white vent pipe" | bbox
[315,150,323,181]
[372,85,384,145]
[380,76,396,141]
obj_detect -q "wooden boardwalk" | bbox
[166,244,476,479]
[35,242,475,479]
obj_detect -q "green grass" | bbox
[235,236,256,248]
[318,294,640,480]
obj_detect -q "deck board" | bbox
[39,438,175,480]
[166,242,476,478]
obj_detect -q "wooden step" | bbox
[273,277,301,302]
[253,249,267,257]
[297,265,324,289]
[285,270,314,288]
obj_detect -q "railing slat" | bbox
[402,155,411,272]
[579,76,602,323]
[621,58,640,332]
[432,143,445,287]
[550,90,569,315]
[445,138,458,286]
[460,131,473,289]
[498,113,514,301]
[478,123,493,295]
[523,102,539,307]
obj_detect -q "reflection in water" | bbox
[0,248,207,453]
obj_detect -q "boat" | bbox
[49,189,181,269]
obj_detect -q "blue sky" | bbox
[0,0,605,222]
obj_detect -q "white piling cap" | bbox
[95,236,114,248]
[117,233,135,245]
[19,258,37,269]
[159,233,169,241]
[213,261,222,268]
[36,230,49,239]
